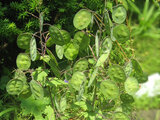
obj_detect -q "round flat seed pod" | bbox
[69,72,86,91]
[73,9,92,30]
[64,43,79,60]
[125,77,139,95]
[113,24,130,43]
[74,31,90,50]
[14,70,27,82]
[112,112,129,120]
[60,30,71,44]
[30,80,44,99]
[73,59,88,73]
[120,93,134,104]
[17,33,32,49]
[124,60,132,77]
[16,53,31,70]
[108,65,126,83]
[30,36,37,61]
[6,79,24,95]
[112,5,127,24]
[49,26,64,46]
[46,37,55,47]
[100,80,119,99]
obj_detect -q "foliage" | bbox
[0,0,160,120]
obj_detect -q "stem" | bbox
[92,79,97,110]
[115,40,129,61]
[89,45,97,61]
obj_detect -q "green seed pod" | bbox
[100,80,119,99]
[30,36,37,61]
[30,80,44,99]
[125,77,139,95]
[113,24,130,43]
[69,72,86,91]
[73,31,90,51]
[73,9,92,30]
[112,5,127,24]
[108,65,126,83]
[6,79,24,95]
[16,53,31,70]
[64,43,79,60]
[49,26,64,46]
[120,93,134,104]
[73,59,88,73]
[19,83,31,99]
[112,112,129,120]
[17,33,32,49]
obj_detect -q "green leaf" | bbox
[88,67,98,87]
[46,48,58,66]
[120,93,134,104]
[49,25,64,46]
[112,112,129,120]
[30,36,37,61]
[60,97,67,112]
[30,80,44,99]
[40,55,61,78]
[60,30,71,44]
[32,67,49,86]
[96,53,109,67]
[6,79,24,95]
[47,77,67,87]
[124,60,133,77]
[73,9,92,30]
[112,5,127,24]
[126,0,141,14]
[56,45,64,59]
[95,30,100,57]
[44,105,55,120]
[100,80,119,99]
[104,11,111,35]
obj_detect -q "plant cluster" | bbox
[0,0,152,120]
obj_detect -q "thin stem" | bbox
[89,45,97,61]
[115,40,129,61]
[92,79,97,110]
[26,11,39,19]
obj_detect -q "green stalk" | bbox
[92,78,97,110]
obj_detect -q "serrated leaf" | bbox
[60,97,67,112]
[30,36,37,61]
[44,105,55,120]
[30,80,44,99]
[56,45,64,59]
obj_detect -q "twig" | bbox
[89,45,97,61]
